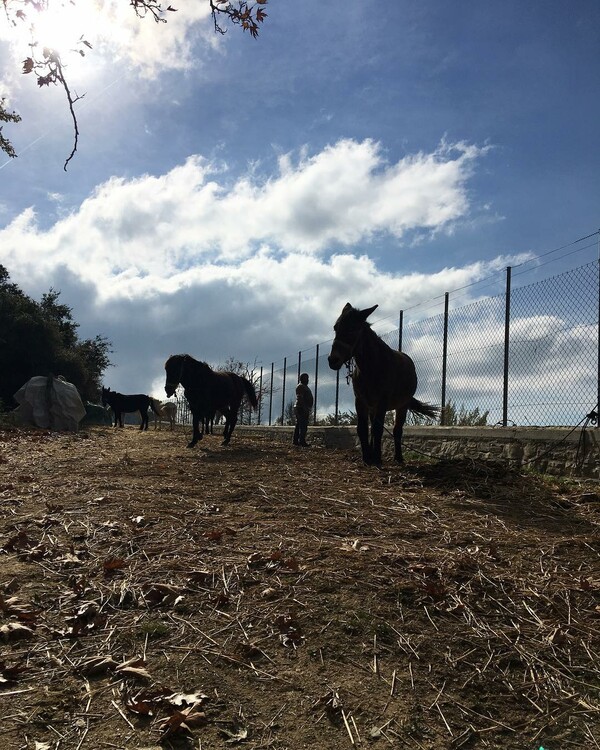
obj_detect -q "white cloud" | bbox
[1,137,532,403]
[0,138,488,291]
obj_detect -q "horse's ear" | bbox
[342,302,353,313]
[361,304,378,320]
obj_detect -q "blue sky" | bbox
[1,0,598,398]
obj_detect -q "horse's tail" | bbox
[241,378,258,409]
[409,397,440,421]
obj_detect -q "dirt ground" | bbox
[0,423,599,750]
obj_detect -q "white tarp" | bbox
[12,376,87,431]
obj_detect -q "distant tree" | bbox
[220,356,263,424]
[1,0,269,168]
[0,265,112,408]
[319,410,358,426]
[275,399,294,426]
[442,400,489,426]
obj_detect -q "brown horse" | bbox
[164,354,258,448]
[328,303,438,465]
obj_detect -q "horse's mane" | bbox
[167,353,212,370]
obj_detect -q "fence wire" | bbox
[262,260,599,427]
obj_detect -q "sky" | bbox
[0,0,599,405]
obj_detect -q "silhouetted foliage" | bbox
[0,98,22,159]
[0,265,112,409]
[220,356,264,424]
[442,399,489,426]
[319,410,358,426]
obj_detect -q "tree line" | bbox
[0,265,112,410]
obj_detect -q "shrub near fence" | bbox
[263,258,600,428]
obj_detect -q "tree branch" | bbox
[4,0,269,166]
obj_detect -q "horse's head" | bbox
[164,354,184,397]
[327,302,378,370]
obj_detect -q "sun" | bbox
[29,0,94,63]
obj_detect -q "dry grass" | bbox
[0,424,599,750]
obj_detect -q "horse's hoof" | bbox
[187,441,197,449]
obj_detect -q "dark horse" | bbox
[164,354,258,448]
[328,303,438,465]
[101,387,159,430]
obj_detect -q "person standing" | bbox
[293,373,313,447]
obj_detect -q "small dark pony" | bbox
[164,354,258,448]
[328,303,439,465]
[101,387,159,430]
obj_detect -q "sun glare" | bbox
[30,1,94,63]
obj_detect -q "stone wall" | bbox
[235,424,599,479]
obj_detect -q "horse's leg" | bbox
[139,410,146,430]
[188,410,203,448]
[355,400,372,464]
[370,407,386,466]
[222,405,238,445]
[393,406,408,463]
[223,412,238,445]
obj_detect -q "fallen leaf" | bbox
[219,721,249,743]
[79,655,119,676]
[0,622,34,641]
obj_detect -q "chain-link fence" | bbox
[261,259,599,428]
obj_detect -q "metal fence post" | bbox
[398,309,404,351]
[440,292,449,424]
[281,357,287,425]
[335,368,340,425]
[268,363,274,426]
[503,266,512,427]
[257,366,263,425]
[597,234,600,426]
[313,344,319,425]
[297,350,301,383]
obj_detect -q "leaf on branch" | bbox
[22,58,34,74]
[37,74,55,88]
[166,5,177,10]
